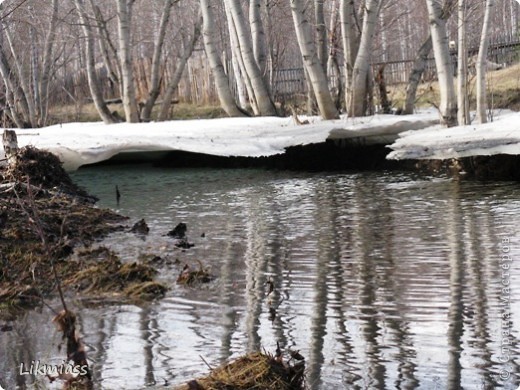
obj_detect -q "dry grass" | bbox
[173,352,305,390]
[49,62,520,124]
[387,62,520,112]
[50,101,227,124]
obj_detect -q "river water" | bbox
[1,166,520,389]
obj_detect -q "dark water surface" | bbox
[2,166,520,389]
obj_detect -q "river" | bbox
[1,166,520,389]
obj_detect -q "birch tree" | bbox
[348,0,380,117]
[315,0,327,71]
[38,0,59,126]
[291,0,339,119]
[476,0,494,123]
[249,0,267,75]
[74,0,118,124]
[457,0,469,125]
[116,0,139,123]
[340,0,359,111]
[140,0,175,122]
[425,0,457,127]
[225,0,277,116]
[200,0,245,116]
[225,2,259,114]
[158,15,203,121]
[402,35,432,114]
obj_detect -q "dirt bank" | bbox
[0,146,166,316]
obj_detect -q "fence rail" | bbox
[53,36,520,109]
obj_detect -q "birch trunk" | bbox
[225,0,276,116]
[2,23,36,126]
[348,0,380,117]
[200,0,245,117]
[402,35,432,114]
[340,0,358,110]
[291,0,339,119]
[158,16,202,121]
[74,0,118,124]
[141,0,174,122]
[225,3,258,114]
[38,0,59,127]
[91,2,121,95]
[116,0,140,123]
[315,0,327,71]
[457,0,470,125]
[476,0,495,123]
[426,0,457,127]
[249,0,267,75]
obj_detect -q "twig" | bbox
[12,179,68,312]
[199,355,214,371]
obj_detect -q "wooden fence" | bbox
[53,36,520,109]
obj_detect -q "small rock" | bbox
[175,238,195,249]
[167,222,187,239]
[130,219,149,234]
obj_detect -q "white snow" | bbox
[0,111,439,171]
[387,110,520,160]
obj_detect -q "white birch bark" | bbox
[403,35,432,114]
[116,0,140,123]
[225,0,276,116]
[39,0,59,126]
[141,0,175,121]
[74,0,117,124]
[476,0,495,123]
[348,0,380,117]
[425,0,457,127]
[291,0,339,119]
[2,23,36,126]
[249,0,267,75]
[457,0,469,125]
[340,0,358,112]
[315,0,327,70]
[158,15,202,121]
[200,0,245,117]
[0,45,30,127]
[225,2,258,114]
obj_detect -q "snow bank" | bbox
[387,110,520,160]
[1,112,439,171]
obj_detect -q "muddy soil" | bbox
[0,146,166,316]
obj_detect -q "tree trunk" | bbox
[200,0,245,117]
[476,0,495,123]
[225,0,276,116]
[91,2,121,96]
[141,0,174,122]
[425,0,457,127]
[158,15,202,121]
[457,0,470,125]
[315,0,327,71]
[348,0,380,117]
[74,0,118,124]
[291,0,339,119]
[402,35,432,114]
[116,0,140,123]
[340,0,359,110]
[2,130,18,169]
[249,0,267,75]
[2,22,36,126]
[38,0,59,127]
[225,3,258,114]
[0,44,31,127]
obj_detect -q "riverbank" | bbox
[1,109,519,180]
[0,146,168,317]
